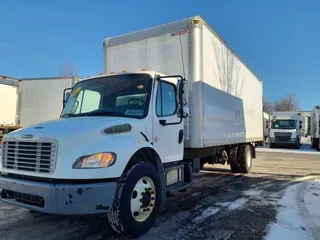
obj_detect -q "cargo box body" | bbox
[104,15,263,149]
[0,79,19,126]
[19,77,77,127]
[311,106,320,139]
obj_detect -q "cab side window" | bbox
[156,81,177,117]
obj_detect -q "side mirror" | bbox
[177,79,187,105]
[63,87,72,107]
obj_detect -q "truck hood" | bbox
[5,117,141,140]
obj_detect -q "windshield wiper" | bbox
[61,110,125,118]
[60,113,77,118]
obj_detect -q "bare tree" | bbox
[274,93,300,112]
[59,63,78,77]
[263,98,274,114]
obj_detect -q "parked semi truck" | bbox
[0,75,20,142]
[311,105,320,150]
[269,111,301,149]
[0,16,263,237]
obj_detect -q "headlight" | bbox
[73,152,117,169]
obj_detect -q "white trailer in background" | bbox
[0,76,20,141]
[263,112,271,141]
[19,77,78,127]
[0,16,263,237]
[269,111,302,149]
[311,106,320,150]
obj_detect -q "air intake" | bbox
[103,124,132,134]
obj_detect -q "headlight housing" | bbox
[73,152,117,169]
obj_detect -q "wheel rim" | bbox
[130,176,156,222]
[246,149,252,168]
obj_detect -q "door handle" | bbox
[159,120,167,126]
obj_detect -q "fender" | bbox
[53,133,156,179]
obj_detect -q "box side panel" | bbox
[197,25,263,147]
[19,78,74,127]
[311,107,320,138]
[318,109,320,138]
[0,84,18,125]
[105,31,189,78]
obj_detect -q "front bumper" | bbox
[0,175,117,215]
[270,137,299,145]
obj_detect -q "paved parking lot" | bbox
[1,145,320,240]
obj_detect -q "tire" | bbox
[237,144,252,173]
[229,147,241,173]
[107,162,162,237]
[270,143,276,148]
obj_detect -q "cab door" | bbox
[152,80,184,163]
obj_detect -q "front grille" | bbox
[2,139,57,174]
[274,132,292,142]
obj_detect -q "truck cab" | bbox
[269,112,302,149]
[0,71,189,236]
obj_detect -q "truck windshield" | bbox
[61,74,152,119]
[271,120,296,129]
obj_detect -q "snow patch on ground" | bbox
[257,144,320,155]
[214,202,230,207]
[192,207,220,223]
[227,198,248,210]
[304,181,320,230]
[243,189,264,197]
[265,180,320,240]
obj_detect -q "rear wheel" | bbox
[237,144,252,173]
[229,148,241,173]
[107,162,162,237]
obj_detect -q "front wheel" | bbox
[107,162,162,237]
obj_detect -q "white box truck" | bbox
[0,16,263,237]
[0,76,20,142]
[269,111,302,149]
[311,106,320,149]
[19,77,78,127]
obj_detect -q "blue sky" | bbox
[1,0,319,110]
